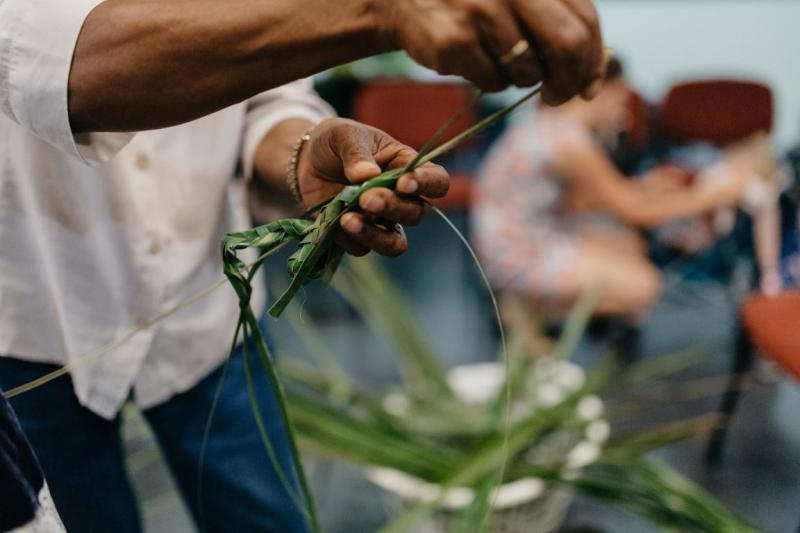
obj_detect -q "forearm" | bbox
[617,187,729,229]
[621,163,749,228]
[68,0,389,133]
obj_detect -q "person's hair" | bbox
[605,57,625,82]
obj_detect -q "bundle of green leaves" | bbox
[277,257,757,533]
[219,86,543,533]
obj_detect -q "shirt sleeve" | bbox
[240,78,335,182]
[0,0,134,165]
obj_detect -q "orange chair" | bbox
[664,81,790,471]
[659,79,774,145]
[743,292,800,379]
[351,81,479,211]
[706,291,800,466]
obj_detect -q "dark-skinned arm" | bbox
[68,0,390,133]
[68,0,606,133]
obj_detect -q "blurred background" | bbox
[126,1,800,531]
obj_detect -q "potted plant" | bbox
[272,257,757,533]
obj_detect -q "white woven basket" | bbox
[368,361,607,533]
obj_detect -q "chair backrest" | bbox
[659,80,774,146]
[628,90,651,151]
[742,291,800,381]
[352,81,478,151]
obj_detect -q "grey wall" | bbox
[598,0,800,148]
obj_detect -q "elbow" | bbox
[67,85,93,135]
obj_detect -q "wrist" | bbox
[252,118,314,202]
[288,125,317,206]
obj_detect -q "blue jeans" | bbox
[0,333,309,533]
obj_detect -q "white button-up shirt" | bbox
[0,0,332,419]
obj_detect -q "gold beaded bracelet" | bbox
[287,126,315,204]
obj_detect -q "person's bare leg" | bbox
[579,226,648,257]
[500,294,556,357]
[528,237,662,318]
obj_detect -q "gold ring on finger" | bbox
[500,39,531,65]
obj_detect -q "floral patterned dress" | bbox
[472,109,593,300]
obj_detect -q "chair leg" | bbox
[705,323,755,468]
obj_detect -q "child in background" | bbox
[472,58,779,327]
[653,138,784,296]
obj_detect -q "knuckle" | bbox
[462,0,493,19]
[555,24,590,57]
[329,123,352,147]
[432,29,472,55]
[397,147,417,160]
[574,0,600,27]
[344,139,371,160]
[378,188,396,203]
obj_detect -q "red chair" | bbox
[654,81,776,304]
[659,79,774,145]
[352,81,479,211]
[706,291,800,467]
[628,90,651,152]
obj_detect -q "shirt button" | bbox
[148,240,161,255]
[136,153,151,171]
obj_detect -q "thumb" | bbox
[334,127,382,184]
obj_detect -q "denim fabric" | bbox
[0,333,308,533]
[0,392,44,531]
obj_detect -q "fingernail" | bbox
[365,196,385,213]
[342,215,363,234]
[400,179,419,194]
[351,161,381,181]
